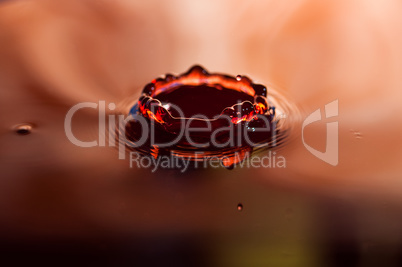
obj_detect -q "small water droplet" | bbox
[236,75,242,81]
[186,65,208,76]
[252,84,267,97]
[14,124,33,135]
[237,203,243,211]
[350,129,363,139]
[143,83,156,96]
[165,73,175,81]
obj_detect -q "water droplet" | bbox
[165,73,175,81]
[186,65,208,76]
[236,75,242,81]
[237,203,243,211]
[253,84,267,97]
[142,83,156,96]
[14,124,33,135]
[254,95,268,114]
[350,129,363,139]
